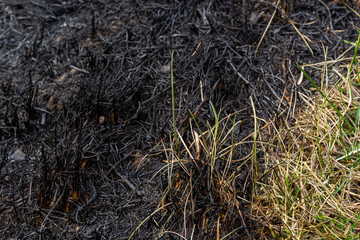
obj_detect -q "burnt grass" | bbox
[1,0,360,239]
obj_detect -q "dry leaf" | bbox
[46,96,56,111]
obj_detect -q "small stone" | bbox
[160,64,171,73]
[40,113,46,125]
[99,116,105,124]
[9,149,26,161]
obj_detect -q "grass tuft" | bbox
[157,101,255,239]
[256,35,360,239]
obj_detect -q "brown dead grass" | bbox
[256,59,360,239]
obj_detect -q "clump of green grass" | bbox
[155,102,254,239]
[141,50,257,239]
[256,33,360,239]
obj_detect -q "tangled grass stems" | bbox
[157,103,257,238]
[257,35,360,239]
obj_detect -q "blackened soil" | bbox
[1,0,360,239]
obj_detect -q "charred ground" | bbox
[1,0,360,239]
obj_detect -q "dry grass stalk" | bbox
[257,62,360,239]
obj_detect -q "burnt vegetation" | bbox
[1,0,360,239]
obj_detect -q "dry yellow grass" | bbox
[256,56,360,239]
